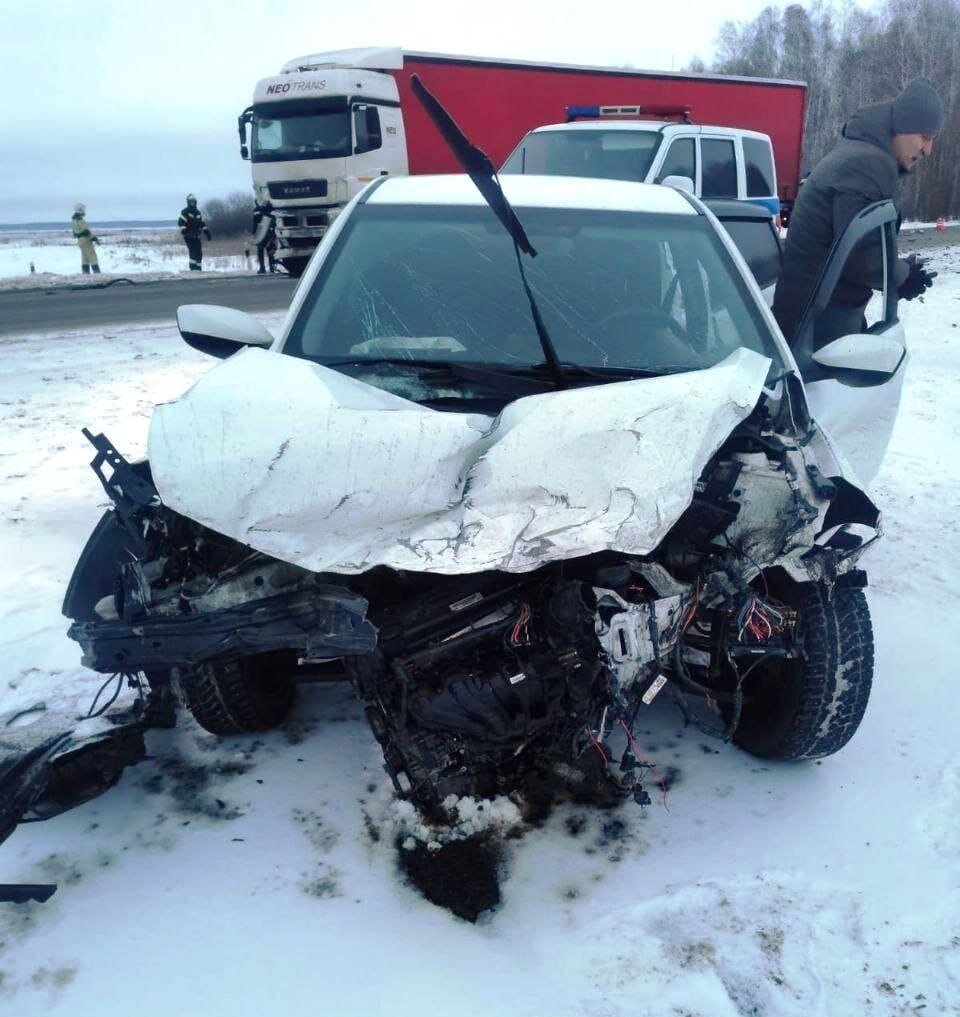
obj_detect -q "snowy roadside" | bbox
[0,229,265,288]
[0,257,958,1015]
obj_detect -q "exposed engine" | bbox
[54,395,879,822]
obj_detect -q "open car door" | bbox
[790,201,906,487]
[705,199,783,306]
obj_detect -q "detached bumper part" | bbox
[0,884,57,903]
[68,585,377,673]
[0,702,150,847]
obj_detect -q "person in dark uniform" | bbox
[773,78,945,347]
[252,200,278,274]
[178,194,211,271]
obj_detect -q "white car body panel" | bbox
[148,347,770,576]
[805,345,908,488]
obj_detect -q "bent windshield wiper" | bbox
[322,357,556,396]
[323,356,452,369]
[514,362,672,381]
[410,74,567,391]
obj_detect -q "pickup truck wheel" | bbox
[179,652,296,735]
[733,582,874,760]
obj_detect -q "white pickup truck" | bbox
[501,106,781,219]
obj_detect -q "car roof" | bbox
[364,174,696,215]
[530,120,672,132]
[525,121,771,141]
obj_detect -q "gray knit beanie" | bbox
[891,79,945,135]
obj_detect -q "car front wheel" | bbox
[178,651,296,735]
[733,580,874,760]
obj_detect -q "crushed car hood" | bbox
[148,346,771,575]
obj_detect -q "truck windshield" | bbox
[251,100,352,162]
[501,130,662,183]
[284,204,782,381]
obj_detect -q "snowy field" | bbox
[0,229,254,287]
[0,253,959,1015]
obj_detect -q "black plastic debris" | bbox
[0,883,57,903]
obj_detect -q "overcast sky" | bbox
[3,0,786,223]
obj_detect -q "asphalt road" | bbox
[899,222,959,254]
[0,273,297,338]
[0,224,953,340]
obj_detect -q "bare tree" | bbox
[696,0,960,216]
[203,191,256,238]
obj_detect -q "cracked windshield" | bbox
[286,204,781,378]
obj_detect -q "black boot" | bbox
[92,264,101,273]
[82,264,90,274]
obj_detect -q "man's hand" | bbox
[203,228,212,240]
[899,253,937,301]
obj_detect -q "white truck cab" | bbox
[238,48,409,275]
[501,106,780,218]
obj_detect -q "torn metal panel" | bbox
[593,586,688,696]
[148,346,771,575]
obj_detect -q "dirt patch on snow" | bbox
[397,831,504,922]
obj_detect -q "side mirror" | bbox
[177,304,274,360]
[660,174,695,195]
[240,144,249,160]
[811,333,905,376]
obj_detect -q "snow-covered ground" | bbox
[0,229,253,287]
[1,254,959,1015]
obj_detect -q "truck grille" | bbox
[268,179,328,199]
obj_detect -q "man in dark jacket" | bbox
[178,194,212,271]
[251,200,277,274]
[773,79,944,347]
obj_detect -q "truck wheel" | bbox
[733,582,873,760]
[280,257,308,279]
[178,652,296,735]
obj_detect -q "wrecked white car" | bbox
[3,169,908,844]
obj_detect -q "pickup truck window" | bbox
[500,130,662,183]
[701,138,738,199]
[655,138,696,183]
[743,137,776,197]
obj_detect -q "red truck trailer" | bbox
[240,47,806,273]
[397,52,806,200]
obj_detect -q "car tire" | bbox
[280,257,308,279]
[733,581,873,760]
[178,652,296,735]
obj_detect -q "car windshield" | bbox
[501,130,662,183]
[283,203,782,389]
